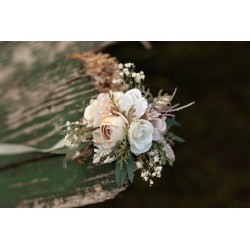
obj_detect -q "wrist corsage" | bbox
[62,62,194,187]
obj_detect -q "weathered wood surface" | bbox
[0,42,126,207]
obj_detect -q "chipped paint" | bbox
[0,43,127,207]
[18,184,127,208]
[9,177,49,189]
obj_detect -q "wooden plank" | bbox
[0,42,126,207]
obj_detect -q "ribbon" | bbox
[0,139,66,155]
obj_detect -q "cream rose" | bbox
[118,88,148,120]
[92,113,128,149]
[151,117,167,141]
[84,93,111,127]
[128,119,154,155]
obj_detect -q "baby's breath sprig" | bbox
[62,121,95,150]
[113,63,146,92]
[135,146,164,187]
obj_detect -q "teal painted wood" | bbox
[0,42,126,207]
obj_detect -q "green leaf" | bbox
[166,118,181,127]
[172,134,185,143]
[120,166,128,187]
[115,162,121,186]
[126,155,134,183]
[115,161,128,187]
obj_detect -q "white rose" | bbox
[84,93,111,127]
[92,113,128,149]
[128,119,154,155]
[118,88,148,120]
[151,117,167,141]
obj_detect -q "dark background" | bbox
[88,42,250,207]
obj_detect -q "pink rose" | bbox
[84,92,124,128]
[92,113,128,149]
[84,93,111,127]
[151,117,167,141]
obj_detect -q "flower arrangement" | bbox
[62,62,194,187]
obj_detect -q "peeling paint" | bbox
[0,44,127,207]
[17,184,127,208]
[9,177,49,189]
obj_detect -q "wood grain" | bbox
[0,42,126,207]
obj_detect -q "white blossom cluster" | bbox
[136,148,164,186]
[112,63,145,90]
[64,121,88,149]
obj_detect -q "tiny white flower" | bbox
[140,71,144,75]
[112,79,117,84]
[141,75,145,80]
[75,121,80,125]
[154,156,159,162]
[69,143,77,149]
[157,166,163,171]
[66,121,71,126]
[135,77,141,83]
[125,63,131,68]
[136,161,143,169]
[148,151,155,156]
[75,151,80,156]
[67,127,71,131]
[75,128,78,131]
[123,84,129,90]
[118,63,123,69]
[119,72,124,77]
[65,140,71,147]
[132,72,136,78]
[150,180,154,185]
